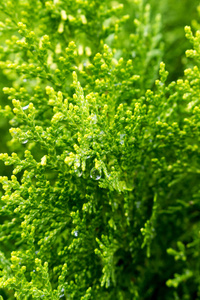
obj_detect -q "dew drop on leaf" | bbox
[75,169,82,177]
[90,168,101,180]
[74,159,82,177]
[22,104,29,110]
[22,139,28,144]
[74,230,78,237]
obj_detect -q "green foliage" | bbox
[0,0,200,299]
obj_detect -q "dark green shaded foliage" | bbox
[0,0,200,299]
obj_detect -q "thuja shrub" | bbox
[0,0,200,299]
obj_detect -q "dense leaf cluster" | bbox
[0,0,200,299]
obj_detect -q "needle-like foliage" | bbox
[0,1,200,299]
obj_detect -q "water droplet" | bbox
[90,114,97,124]
[10,118,19,126]
[22,139,28,144]
[22,104,29,110]
[74,159,80,168]
[33,269,36,272]
[113,202,118,209]
[59,288,65,298]
[90,168,101,180]
[120,134,126,145]
[74,167,82,177]
[21,132,29,144]
[74,159,82,177]
[74,230,78,237]
[136,201,141,209]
